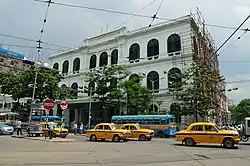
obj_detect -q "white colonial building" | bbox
[49,14,226,127]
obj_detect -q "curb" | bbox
[12,136,75,142]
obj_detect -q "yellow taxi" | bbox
[40,122,69,138]
[86,123,131,142]
[175,122,240,148]
[120,124,154,141]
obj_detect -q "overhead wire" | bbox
[149,0,165,27]
[113,0,158,30]
[219,30,248,55]
[34,0,250,32]
[0,33,71,49]
[36,0,53,61]
[0,43,66,52]
[207,15,250,61]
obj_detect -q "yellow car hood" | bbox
[139,129,154,133]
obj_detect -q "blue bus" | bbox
[31,115,65,123]
[111,115,176,138]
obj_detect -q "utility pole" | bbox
[88,88,92,129]
[29,70,38,122]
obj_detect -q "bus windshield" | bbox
[169,118,176,125]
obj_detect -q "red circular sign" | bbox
[60,100,68,110]
[43,99,55,110]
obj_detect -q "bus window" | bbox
[161,119,166,125]
[169,118,176,125]
[153,119,160,125]
[147,119,153,125]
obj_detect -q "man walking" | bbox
[48,121,55,139]
[16,119,23,136]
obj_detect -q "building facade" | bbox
[49,14,227,127]
[0,46,35,113]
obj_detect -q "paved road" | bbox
[1,135,250,166]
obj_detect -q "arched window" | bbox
[129,74,140,83]
[88,82,95,96]
[111,49,118,65]
[61,84,67,88]
[129,43,140,61]
[62,60,69,74]
[147,71,159,93]
[71,83,78,99]
[149,104,158,113]
[89,55,97,69]
[53,63,59,70]
[167,34,181,54]
[170,103,181,123]
[168,68,182,90]
[99,52,108,67]
[73,58,80,72]
[147,39,159,57]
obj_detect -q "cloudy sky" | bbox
[0,0,250,103]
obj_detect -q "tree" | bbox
[229,104,238,123]
[233,99,250,123]
[0,67,74,102]
[84,66,152,115]
[84,65,130,114]
[176,62,224,121]
[120,74,152,115]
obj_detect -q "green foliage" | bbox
[175,62,224,121]
[120,74,152,115]
[0,67,74,101]
[84,66,152,114]
[231,99,250,123]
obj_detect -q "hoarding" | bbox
[0,47,24,59]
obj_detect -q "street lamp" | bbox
[148,76,166,112]
[219,87,239,127]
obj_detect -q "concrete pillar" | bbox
[79,108,83,123]
[75,109,79,122]
[53,105,58,116]
[63,109,70,128]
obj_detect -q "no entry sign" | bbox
[60,100,68,110]
[43,99,55,110]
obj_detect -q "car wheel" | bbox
[52,132,57,138]
[223,138,235,149]
[90,134,97,141]
[139,134,147,141]
[0,130,2,135]
[184,138,195,146]
[61,135,67,139]
[112,135,120,142]
[241,135,249,142]
[158,131,165,138]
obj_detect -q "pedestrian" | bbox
[48,121,55,139]
[79,122,84,134]
[74,122,78,135]
[16,119,23,136]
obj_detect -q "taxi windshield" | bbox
[111,125,117,130]
[215,125,221,131]
[136,125,141,130]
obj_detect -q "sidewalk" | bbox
[11,135,75,142]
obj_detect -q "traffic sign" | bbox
[60,100,68,110]
[43,99,55,110]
